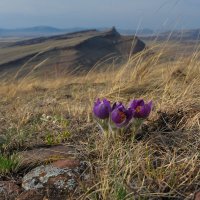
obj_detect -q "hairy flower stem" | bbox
[131,119,144,141]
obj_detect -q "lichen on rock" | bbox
[22,164,76,191]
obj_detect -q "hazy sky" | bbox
[0,0,200,30]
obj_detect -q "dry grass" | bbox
[0,41,200,199]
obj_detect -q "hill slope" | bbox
[0,27,145,77]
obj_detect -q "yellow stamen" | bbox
[136,106,142,113]
[118,111,126,122]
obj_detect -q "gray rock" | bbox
[22,165,77,191]
[21,159,86,199]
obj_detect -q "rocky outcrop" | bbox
[74,27,145,69]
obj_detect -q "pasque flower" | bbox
[93,98,111,119]
[111,103,132,127]
[129,99,152,118]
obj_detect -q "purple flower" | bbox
[129,99,152,118]
[111,103,132,127]
[93,98,111,119]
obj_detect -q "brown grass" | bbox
[0,41,200,199]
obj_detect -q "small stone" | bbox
[0,181,21,200]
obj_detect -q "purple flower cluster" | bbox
[93,98,152,128]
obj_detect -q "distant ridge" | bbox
[0,27,145,77]
[117,28,155,36]
[1,26,200,40]
[0,26,155,37]
[141,29,200,41]
[0,26,85,37]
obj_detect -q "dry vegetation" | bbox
[0,41,200,199]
